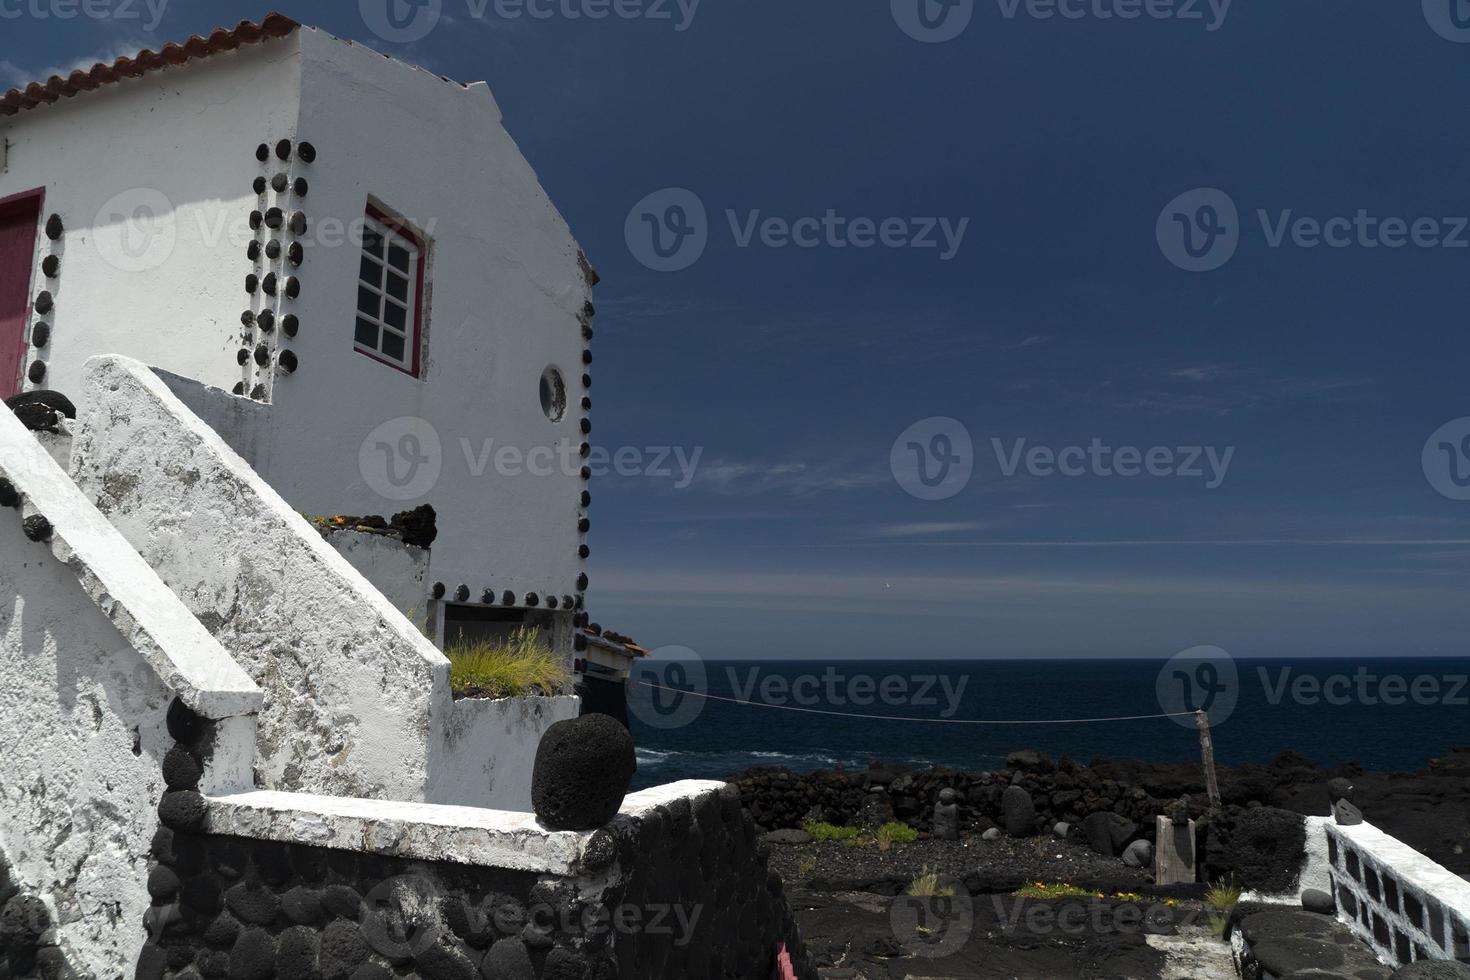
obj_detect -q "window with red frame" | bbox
[355,206,426,375]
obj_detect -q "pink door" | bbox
[0,189,43,400]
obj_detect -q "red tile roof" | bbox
[1,12,299,118]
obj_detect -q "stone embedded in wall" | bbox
[531,714,637,831]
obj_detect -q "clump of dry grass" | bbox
[446,627,569,699]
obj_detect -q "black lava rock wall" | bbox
[139,699,817,979]
[0,847,80,980]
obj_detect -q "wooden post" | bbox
[1196,709,1221,810]
[1154,815,1197,885]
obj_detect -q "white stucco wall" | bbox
[324,527,431,629]
[0,32,303,397]
[269,26,593,606]
[0,407,259,978]
[70,355,451,801]
[0,23,594,633]
[430,694,581,811]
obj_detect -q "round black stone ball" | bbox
[276,139,293,160]
[22,515,52,542]
[163,744,203,790]
[30,323,49,348]
[27,361,45,384]
[531,714,637,831]
[158,791,207,832]
[0,479,17,509]
[41,255,59,278]
[297,141,317,163]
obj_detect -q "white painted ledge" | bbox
[204,780,727,874]
[1332,820,1470,912]
[0,408,261,719]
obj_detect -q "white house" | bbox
[0,13,596,658]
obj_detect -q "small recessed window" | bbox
[541,367,566,422]
[355,205,426,376]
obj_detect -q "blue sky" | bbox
[8,0,1470,660]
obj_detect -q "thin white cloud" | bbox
[862,521,990,539]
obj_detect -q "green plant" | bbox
[796,856,817,878]
[1013,882,1104,899]
[1205,877,1242,912]
[908,866,955,898]
[445,627,569,699]
[876,822,920,850]
[1205,876,1243,938]
[802,821,860,843]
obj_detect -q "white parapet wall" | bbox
[429,694,581,810]
[69,354,453,802]
[1326,819,1470,966]
[0,407,260,979]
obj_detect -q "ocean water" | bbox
[626,658,1470,790]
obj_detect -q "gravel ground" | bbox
[766,833,1156,896]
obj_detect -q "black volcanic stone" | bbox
[35,945,71,979]
[146,865,180,902]
[0,478,17,508]
[289,845,329,883]
[158,791,207,832]
[542,947,592,980]
[281,886,323,926]
[390,504,437,549]
[211,845,248,882]
[162,744,203,790]
[276,926,320,980]
[413,935,478,980]
[198,950,230,977]
[11,402,58,431]
[22,515,52,543]
[482,938,535,980]
[443,897,494,949]
[230,927,277,980]
[225,881,279,926]
[581,830,617,872]
[1,893,50,944]
[532,714,637,831]
[320,919,369,977]
[321,884,362,921]
[134,943,167,980]
[250,841,292,885]
[180,875,223,916]
[166,698,205,744]
[347,965,393,980]
[3,387,72,417]
[201,912,240,949]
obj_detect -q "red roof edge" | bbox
[1,12,299,118]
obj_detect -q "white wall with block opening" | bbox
[0,407,260,979]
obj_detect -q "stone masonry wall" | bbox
[140,701,818,980]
